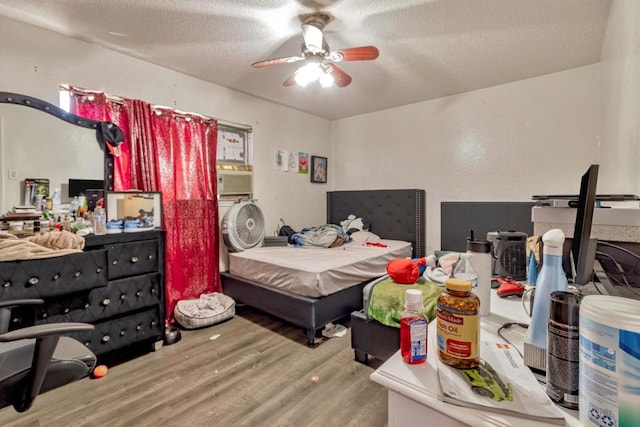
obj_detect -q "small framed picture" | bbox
[106,192,162,228]
[310,156,327,183]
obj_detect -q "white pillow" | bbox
[350,230,381,244]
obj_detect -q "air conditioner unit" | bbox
[217,163,253,198]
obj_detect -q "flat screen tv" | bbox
[68,179,104,197]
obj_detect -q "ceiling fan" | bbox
[251,12,379,88]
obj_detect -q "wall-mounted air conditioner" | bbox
[217,163,253,198]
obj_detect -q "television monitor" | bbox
[570,164,599,287]
[68,179,104,197]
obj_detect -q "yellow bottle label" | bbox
[436,307,479,359]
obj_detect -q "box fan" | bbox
[222,200,265,252]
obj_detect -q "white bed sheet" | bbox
[228,239,412,298]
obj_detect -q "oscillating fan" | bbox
[222,201,266,252]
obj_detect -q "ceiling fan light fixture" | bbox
[319,71,334,88]
[294,62,322,87]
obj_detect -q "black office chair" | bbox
[0,299,96,412]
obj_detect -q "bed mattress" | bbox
[228,240,412,298]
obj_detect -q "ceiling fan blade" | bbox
[301,23,324,53]
[252,56,305,68]
[326,64,352,87]
[329,46,379,62]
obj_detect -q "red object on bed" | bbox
[387,257,426,284]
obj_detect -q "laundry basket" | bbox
[174,292,235,329]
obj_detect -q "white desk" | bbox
[370,292,582,427]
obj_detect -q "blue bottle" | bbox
[526,229,569,350]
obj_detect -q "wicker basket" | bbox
[174,292,235,329]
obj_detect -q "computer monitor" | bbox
[570,164,599,287]
[68,179,104,197]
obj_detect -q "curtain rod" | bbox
[60,85,253,132]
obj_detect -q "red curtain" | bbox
[67,88,221,321]
[151,108,221,317]
[67,88,131,191]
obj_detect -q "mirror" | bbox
[0,92,122,214]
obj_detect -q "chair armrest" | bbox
[0,323,94,342]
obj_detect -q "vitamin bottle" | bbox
[437,278,480,369]
[400,289,428,364]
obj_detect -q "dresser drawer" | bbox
[107,240,159,279]
[33,273,161,324]
[70,306,163,356]
[0,250,108,299]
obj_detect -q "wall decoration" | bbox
[298,152,309,174]
[310,156,327,183]
[217,125,247,163]
[288,152,298,171]
[274,149,289,171]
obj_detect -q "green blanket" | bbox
[366,275,443,328]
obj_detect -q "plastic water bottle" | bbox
[453,253,478,289]
[526,229,569,350]
[466,230,492,316]
[400,289,428,364]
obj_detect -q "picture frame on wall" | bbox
[310,156,327,183]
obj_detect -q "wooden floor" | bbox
[0,306,388,427]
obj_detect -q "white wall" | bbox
[0,15,331,235]
[331,65,601,254]
[600,0,640,194]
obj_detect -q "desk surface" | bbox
[370,291,581,427]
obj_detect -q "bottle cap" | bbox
[542,228,565,256]
[445,278,472,292]
[405,289,423,308]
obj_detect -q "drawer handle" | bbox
[53,274,60,280]
[136,324,142,331]
[3,282,11,288]
[120,294,127,300]
[102,298,111,306]
[12,317,19,323]
[120,330,126,336]
[96,267,102,273]
[131,256,139,263]
[63,307,70,314]
[42,313,48,319]
[112,259,119,265]
[102,335,110,343]
[151,320,157,327]
[29,277,39,285]
[74,272,81,278]
[148,255,154,260]
[85,303,90,309]
[136,291,142,297]
[85,342,91,347]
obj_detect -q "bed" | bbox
[220,189,426,346]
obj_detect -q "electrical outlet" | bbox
[8,169,17,180]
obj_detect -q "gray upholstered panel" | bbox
[326,189,426,258]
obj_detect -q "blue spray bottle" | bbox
[524,229,568,370]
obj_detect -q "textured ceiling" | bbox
[0,0,612,120]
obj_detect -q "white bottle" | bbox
[466,231,493,316]
[52,188,61,208]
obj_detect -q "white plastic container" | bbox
[579,295,640,427]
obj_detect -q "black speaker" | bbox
[487,231,527,279]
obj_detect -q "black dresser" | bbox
[0,230,166,357]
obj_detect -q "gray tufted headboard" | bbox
[326,189,426,258]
